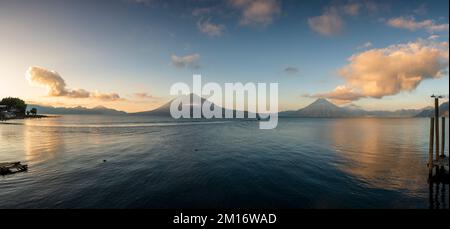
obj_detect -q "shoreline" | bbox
[0,114,59,121]
[24,114,56,119]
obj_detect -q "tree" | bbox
[30,108,37,115]
[0,97,27,116]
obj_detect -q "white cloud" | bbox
[171,53,201,69]
[387,16,449,33]
[428,35,440,40]
[358,41,373,49]
[26,66,123,101]
[311,40,449,103]
[228,0,281,26]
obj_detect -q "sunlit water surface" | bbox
[1,115,448,208]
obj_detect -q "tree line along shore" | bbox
[0,97,47,121]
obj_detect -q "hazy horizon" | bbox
[20,94,449,113]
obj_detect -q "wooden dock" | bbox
[0,162,28,175]
[433,157,449,168]
[427,96,448,187]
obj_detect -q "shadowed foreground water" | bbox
[0,115,448,208]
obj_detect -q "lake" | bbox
[0,115,448,208]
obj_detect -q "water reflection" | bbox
[429,167,449,209]
[329,118,427,194]
[24,119,64,164]
[2,116,448,208]
[0,123,25,162]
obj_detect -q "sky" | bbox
[0,0,448,112]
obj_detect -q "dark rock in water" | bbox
[103,160,107,163]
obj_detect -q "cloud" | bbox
[308,1,384,36]
[228,0,281,26]
[197,19,225,37]
[26,66,123,101]
[310,40,449,103]
[134,92,158,99]
[283,66,299,74]
[308,10,344,36]
[26,67,70,97]
[171,53,200,69]
[387,16,449,33]
[125,0,153,7]
[91,92,121,101]
[192,7,214,17]
[65,89,91,98]
[413,4,427,15]
[358,41,373,49]
[364,0,384,14]
[428,35,440,40]
[342,2,361,16]
[306,86,366,104]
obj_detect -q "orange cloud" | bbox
[171,54,200,69]
[26,66,123,101]
[133,92,159,100]
[387,16,449,33]
[197,19,225,37]
[308,1,382,36]
[308,10,343,36]
[228,0,281,26]
[307,86,365,104]
[311,40,449,103]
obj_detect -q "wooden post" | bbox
[429,117,435,174]
[441,117,445,158]
[434,98,439,160]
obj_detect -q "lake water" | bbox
[0,115,448,208]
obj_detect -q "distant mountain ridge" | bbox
[132,93,205,116]
[29,96,449,118]
[415,102,449,117]
[281,98,360,117]
[280,99,448,118]
[132,93,257,118]
[28,104,127,115]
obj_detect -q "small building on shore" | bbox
[0,105,19,119]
